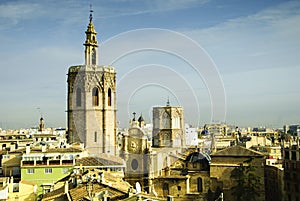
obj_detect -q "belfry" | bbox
[67,10,117,156]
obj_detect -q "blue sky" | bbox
[0,0,299,129]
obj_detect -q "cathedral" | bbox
[67,12,117,156]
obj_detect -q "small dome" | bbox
[201,130,209,135]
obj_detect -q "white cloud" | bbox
[0,2,41,27]
[183,1,300,74]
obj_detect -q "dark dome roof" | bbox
[186,152,211,163]
[201,130,209,135]
[138,114,144,122]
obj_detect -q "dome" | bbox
[201,130,209,135]
[186,152,211,163]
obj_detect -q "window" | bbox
[285,150,290,159]
[131,159,138,170]
[292,151,296,160]
[45,168,52,174]
[94,132,97,143]
[92,87,99,106]
[108,88,112,106]
[76,88,81,107]
[27,169,34,174]
[92,48,96,65]
[197,177,203,192]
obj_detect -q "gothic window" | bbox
[76,88,81,107]
[108,88,112,106]
[162,112,170,129]
[172,113,180,129]
[92,87,99,106]
[92,48,96,65]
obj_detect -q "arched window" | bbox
[92,87,99,106]
[108,88,112,106]
[197,177,203,192]
[76,88,81,107]
[162,112,170,129]
[163,183,169,197]
[92,48,96,65]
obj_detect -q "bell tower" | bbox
[67,9,117,156]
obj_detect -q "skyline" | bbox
[0,0,300,129]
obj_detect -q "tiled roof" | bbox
[121,193,165,201]
[28,147,82,154]
[210,145,264,157]
[69,183,127,201]
[41,186,66,201]
[75,155,124,167]
[48,147,82,153]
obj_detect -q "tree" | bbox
[231,158,261,201]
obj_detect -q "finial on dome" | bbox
[166,96,170,106]
[132,112,136,121]
[89,4,93,21]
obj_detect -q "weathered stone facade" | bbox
[67,16,116,156]
[210,145,266,201]
[152,103,185,148]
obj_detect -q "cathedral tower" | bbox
[67,11,116,156]
[152,101,185,148]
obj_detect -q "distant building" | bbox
[185,124,199,146]
[284,124,300,136]
[67,13,117,156]
[282,140,300,201]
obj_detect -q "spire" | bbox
[132,112,136,121]
[84,5,98,65]
[39,116,45,132]
[138,113,144,122]
[89,4,93,22]
[166,97,170,106]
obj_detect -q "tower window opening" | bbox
[94,132,97,143]
[108,88,112,106]
[92,48,96,65]
[197,177,203,192]
[92,87,99,106]
[76,88,81,107]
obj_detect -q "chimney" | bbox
[26,144,30,154]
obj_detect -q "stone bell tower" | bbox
[67,10,117,156]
